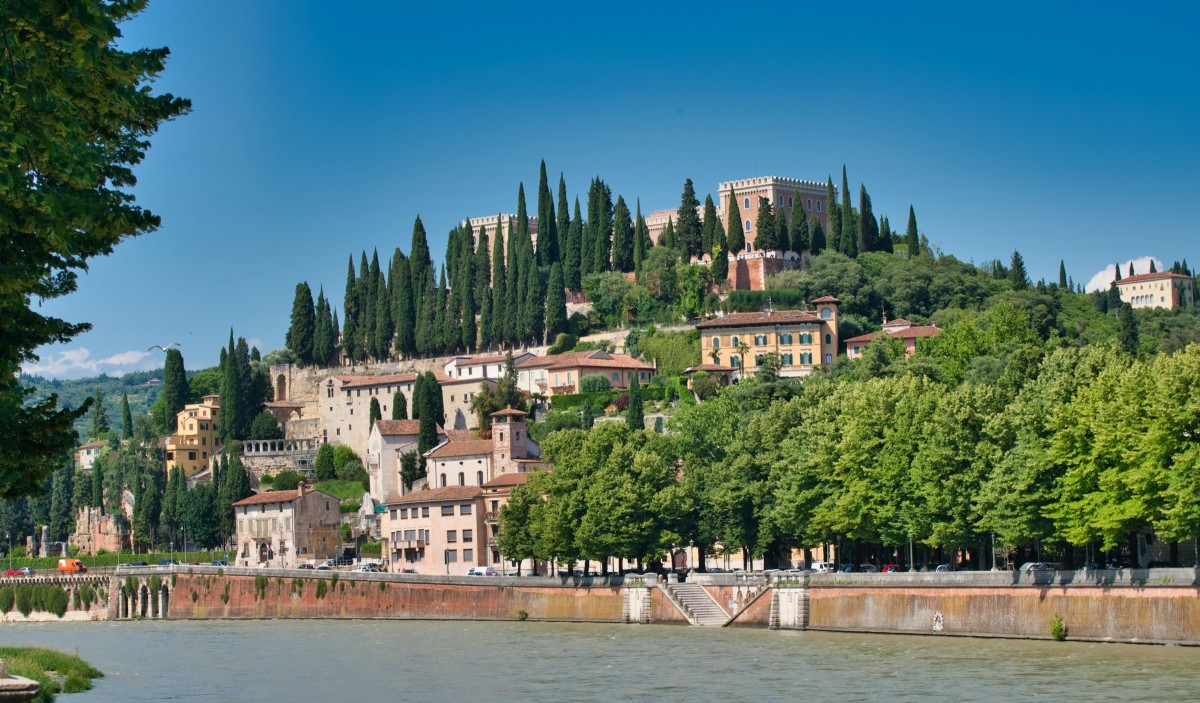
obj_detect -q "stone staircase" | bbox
[663,582,729,626]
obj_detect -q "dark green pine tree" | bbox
[520,248,543,344]
[434,267,450,353]
[810,220,826,255]
[91,457,104,509]
[219,330,242,442]
[424,371,445,427]
[1149,260,1157,273]
[726,189,745,254]
[825,177,840,254]
[626,375,644,430]
[789,198,809,254]
[391,251,415,358]
[369,397,381,428]
[458,237,477,352]
[234,336,257,438]
[905,206,920,257]
[472,226,491,311]
[611,195,634,271]
[839,166,856,257]
[634,199,653,270]
[565,198,584,290]
[415,275,436,355]
[1117,303,1139,355]
[1128,262,1136,277]
[357,252,373,358]
[546,262,567,340]
[121,390,133,440]
[660,218,675,249]
[857,185,879,254]
[490,227,508,348]
[1114,263,1122,281]
[89,388,109,439]
[286,282,316,364]
[1009,250,1030,290]
[161,347,188,432]
[676,178,702,258]
[505,218,522,346]
[1058,260,1068,288]
[556,174,571,263]
[588,177,614,273]
[536,160,558,266]
[409,216,433,305]
[411,373,426,422]
[391,391,407,420]
[700,194,718,256]
[373,264,393,361]
[755,197,778,251]
[313,288,332,366]
[342,256,359,362]
[711,216,729,282]
[216,451,252,544]
[776,209,789,254]
[48,467,74,542]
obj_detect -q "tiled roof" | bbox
[78,440,106,450]
[427,439,494,459]
[1116,271,1191,285]
[518,350,654,371]
[882,318,915,328]
[695,310,823,329]
[810,295,841,304]
[375,420,422,436]
[456,353,524,367]
[844,326,942,344]
[334,373,418,389]
[389,485,482,505]
[482,472,532,489]
[232,490,300,507]
[491,407,528,418]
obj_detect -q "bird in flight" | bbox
[148,342,181,352]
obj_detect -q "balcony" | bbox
[398,539,425,549]
[484,511,499,522]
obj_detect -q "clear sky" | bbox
[24,1,1200,379]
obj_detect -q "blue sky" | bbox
[24,1,1200,379]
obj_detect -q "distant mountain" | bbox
[19,369,164,443]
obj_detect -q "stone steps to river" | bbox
[665,583,728,626]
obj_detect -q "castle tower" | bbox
[811,296,840,368]
[490,408,529,476]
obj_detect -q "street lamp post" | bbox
[991,532,997,571]
[908,530,915,572]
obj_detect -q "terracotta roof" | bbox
[482,472,532,489]
[456,353,526,367]
[427,438,494,459]
[375,419,422,436]
[334,373,417,389]
[695,310,823,329]
[810,295,841,304]
[844,326,942,344]
[232,490,300,507]
[77,440,106,450]
[683,364,736,374]
[1116,271,1192,285]
[491,408,528,418]
[519,350,654,371]
[882,318,915,328]
[389,485,482,505]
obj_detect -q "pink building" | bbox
[844,318,942,360]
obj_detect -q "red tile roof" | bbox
[232,490,300,507]
[427,439,494,459]
[683,364,736,374]
[456,353,529,367]
[695,310,823,329]
[482,472,532,489]
[810,295,841,304]
[77,440,106,450]
[517,350,654,371]
[490,408,528,418]
[375,420,422,436]
[844,326,942,344]
[882,318,915,328]
[389,485,482,505]
[1116,272,1192,285]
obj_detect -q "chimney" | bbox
[298,481,308,498]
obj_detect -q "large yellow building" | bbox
[1116,271,1195,310]
[695,297,840,379]
[165,394,222,477]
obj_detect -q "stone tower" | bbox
[490,408,529,476]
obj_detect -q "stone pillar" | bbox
[39,526,49,558]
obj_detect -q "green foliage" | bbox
[249,412,283,440]
[0,586,13,613]
[271,470,305,491]
[579,374,612,393]
[316,580,328,599]
[0,646,102,700]
[636,328,700,376]
[546,333,579,355]
[313,479,366,501]
[1050,614,1067,641]
[314,443,336,481]
[527,411,584,444]
[254,575,269,600]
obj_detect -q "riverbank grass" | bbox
[0,647,102,702]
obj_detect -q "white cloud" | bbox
[1084,256,1162,293]
[22,347,158,380]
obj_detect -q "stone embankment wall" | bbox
[167,569,625,623]
[0,574,111,623]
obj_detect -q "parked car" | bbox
[211,560,229,567]
[4,567,33,576]
[315,564,333,571]
[467,566,498,576]
[809,562,837,574]
[934,564,952,573]
[880,563,901,573]
[352,563,381,573]
[858,564,879,573]
[297,563,315,570]
[157,559,180,566]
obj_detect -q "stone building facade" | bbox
[1116,271,1195,310]
[232,483,340,568]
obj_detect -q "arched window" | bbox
[744,197,750,209]
[711,337,720,349]
[825,333,832,344]
[744,219,752,232]
[440,474,447,487]
[458,472,465,486]
[731,356,740,368]
[731,336,739,348]
[821,307,832,320]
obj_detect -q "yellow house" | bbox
[165,394,222,477]
[1115,271,1195,310]
[695,297,840,378]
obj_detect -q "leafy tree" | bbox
[286,282,316,364]
[314,442,336,481]
[580,374,611,393]
[216,451,251,545]
[0,0,190,501]
[1117,303,1139,356]
[181,481,218,549]
[369,397,382,429]
[391,391,407,420]
[399,451,423,491]
[249,412,282,440]
[726,189,745,254]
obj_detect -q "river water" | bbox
[2,620,1197,702]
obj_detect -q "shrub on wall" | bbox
[0,586,13,613]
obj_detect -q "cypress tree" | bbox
[516,183,531,258]
[460,248,477,352]
[676,178,702,258]
[219,330,241,442]
[357,252,373,358]
[313,288,331,366]
[556,174,570,262]
[520,248,542,344]
[91,460,103,509]
[711,216,729,283]
[411,373,426,422]
[840,166,856,257]
[1128,262,1136,277]
[369,397,381,428]
[633,200,648,270]
[89,388,109,439]
[161,347,188,432]
[434,267,450,353]
[505,218,522,346]
[825,177,840,254]
[905,206,920,257]
[626,375,644,430]
[776,208,789,254]
[1149,260,1157,273]
[701,194,718,256]
[565,198,583,290]
[857,185,878,253]
[48,467,74,542]
[660,218,675,249]
[409,216,433,303]
[374,271,394,361]
[588,177,613,273]
[789,197,809,253]
[1010,250,1030,290]
[580,188,595,279]
[536,160,558,266]
[546,262,567,340]
[726,188,745,254]
[491,228,508,348]
[755,197,778,251]
[612,195,633,271]
[1114,263,1122,281]
[286,282,316,364]
[392,391,407,420]
[1117,303,1139,355]
[342,257,359,362]
[1058,260,1068,288]
[473,226,491,308]
[424,371,445,427]
[121,390,132,440]
[810,220,826,255]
